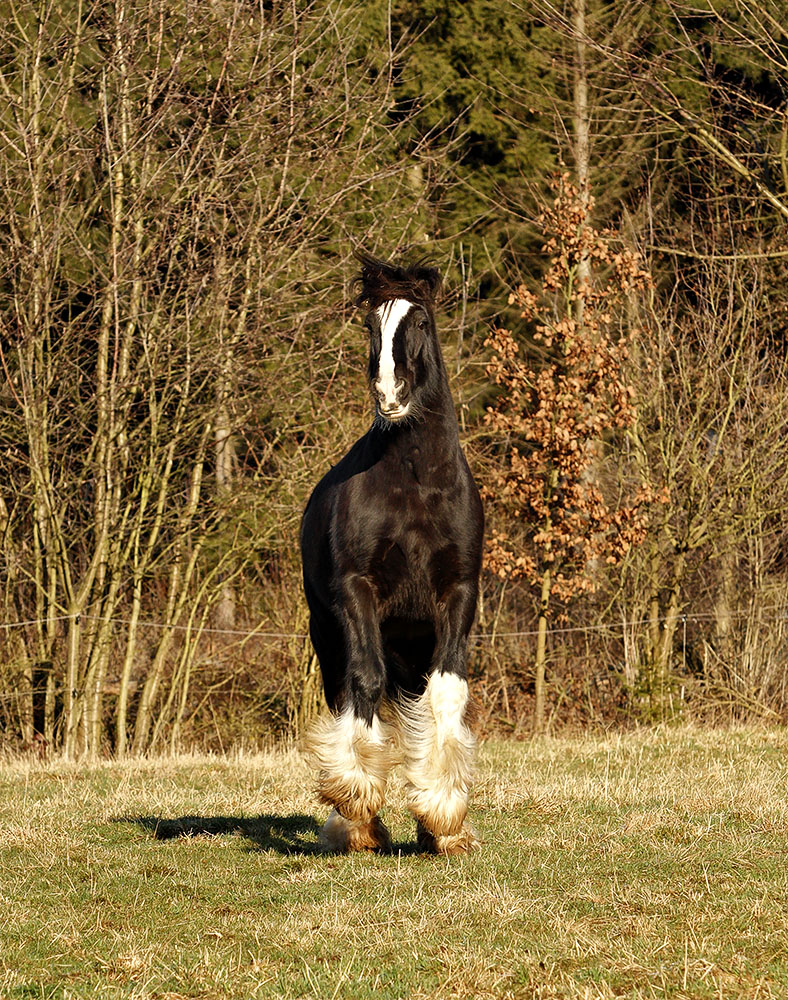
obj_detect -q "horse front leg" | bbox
[305,573,396,853]
[399,580,479,855]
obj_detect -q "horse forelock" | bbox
[354,251,441,311]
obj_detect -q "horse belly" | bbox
[380,616,435,695]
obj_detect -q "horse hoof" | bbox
[318,809,392,854]
[417,821,480,856]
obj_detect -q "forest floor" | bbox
[1,726,787,999]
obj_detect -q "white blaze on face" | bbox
[375,298,413,415]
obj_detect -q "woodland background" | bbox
[2,0,788,757]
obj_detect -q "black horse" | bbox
[300,252,484,855]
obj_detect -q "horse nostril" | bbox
[394,379,409,399]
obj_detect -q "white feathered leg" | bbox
[304,706,396,852]
[398,671,479,854]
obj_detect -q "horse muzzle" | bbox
[377,400,411,422]
[374,377,410,421]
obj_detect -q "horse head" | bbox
[355,252,443,425]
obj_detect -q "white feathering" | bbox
[397,672,476,838]
[304,706,396,823]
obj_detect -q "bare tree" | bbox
[0,0,439,756]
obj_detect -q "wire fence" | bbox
[1,605,786,640]
[1,605,786,735]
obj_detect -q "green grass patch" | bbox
[2,728,788,998]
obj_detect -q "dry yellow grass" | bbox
[1,727,787,998]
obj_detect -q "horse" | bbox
[300,252,484,855]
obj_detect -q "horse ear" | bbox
[354,250,389,307]
[412,264,442,304]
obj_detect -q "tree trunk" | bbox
[572,0,591,326]
[534,565,552,735]
[214,394,237,632]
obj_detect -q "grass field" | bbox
[2,727,788,999]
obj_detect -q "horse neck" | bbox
[376,376,462,458]
[423,378,462,440]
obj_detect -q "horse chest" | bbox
[358,486,459,607]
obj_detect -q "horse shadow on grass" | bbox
[119,813,422,856]
[119,813,322,855]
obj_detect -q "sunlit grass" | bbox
[2,728,788,998]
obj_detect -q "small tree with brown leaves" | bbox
[484,177,662,733]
